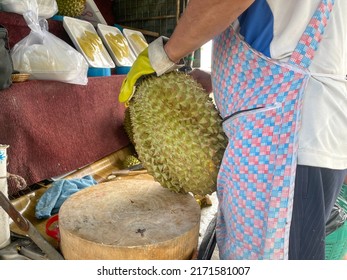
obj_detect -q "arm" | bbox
[119,0,254,103]
[164,0,255,63]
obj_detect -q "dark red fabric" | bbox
[0,75,129,195]
[0,8,129,195]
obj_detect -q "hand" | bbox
[118,36,184,103]
[118,48,155,103]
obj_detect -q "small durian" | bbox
[56,0,86,17]
[122,154,141,169]
[128,71,228,195]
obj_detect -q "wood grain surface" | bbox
[59,179,201,259]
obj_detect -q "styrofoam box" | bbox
[78,0,107,26]
[97,24,136,67]
[123,28,148,57]
[63,16,115,68]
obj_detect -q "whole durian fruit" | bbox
[128,71,227,195]
[122,154,141,169]
[56,0,86,17]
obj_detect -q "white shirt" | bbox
[235,0,347,169]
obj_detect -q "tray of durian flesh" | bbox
[123,28,148,57]
[96,24,136,67]
[63,16,115,68]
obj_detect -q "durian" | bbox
[56,0,86,17]
[122,154,141,169]
[128,71,228,195]
[123,107,135,146]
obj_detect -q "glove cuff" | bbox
[148,36,185,76]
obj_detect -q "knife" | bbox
[0,191,64,260]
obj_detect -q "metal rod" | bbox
[176,0,181,23]
[116,15,177,23]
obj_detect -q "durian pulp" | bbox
[105,33,130,62]
[128,72,228,195]
[129,34,148,53]
[77,30,103,61]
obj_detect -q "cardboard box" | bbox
[78,0,107,26]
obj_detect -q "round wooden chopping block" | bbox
[58,179,201,260]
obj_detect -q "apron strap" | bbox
[289,0,335,69]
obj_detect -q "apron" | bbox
[212,0,334,260]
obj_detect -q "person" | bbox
[119,0,347,260]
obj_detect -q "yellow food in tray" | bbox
[105,33,130,61]
[129,33,148,53]
[77,30,103,62]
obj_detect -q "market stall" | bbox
[0,0,219,260]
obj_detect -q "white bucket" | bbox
[0,145,10,249]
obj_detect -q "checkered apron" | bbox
[212,0,334,259]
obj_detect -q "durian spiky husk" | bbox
[128,71,228,195]
[124,107,135,146]
[122,154,141,169]
[56,0,86,17]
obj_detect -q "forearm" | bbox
[164,0,255,63]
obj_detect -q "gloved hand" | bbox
[118,48,155,103]
[118,36,184,103]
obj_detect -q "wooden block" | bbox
[59,179,201,260]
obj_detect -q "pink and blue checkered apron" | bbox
[212,0,334,259]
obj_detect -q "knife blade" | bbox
[0,191,64,260]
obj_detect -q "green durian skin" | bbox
[56,0,86,17]
[124,107,135,146]
[128,72,228,195]
[122,154,141,169]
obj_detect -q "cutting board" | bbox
[59,179,201,260]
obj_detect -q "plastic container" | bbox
[325,219,347,259]
[77,0,107,26]
[115,66,131,75]
[63,16,115,69]
[96,24,136,67]
[325,196,347,260]
[340,183,347,201]
[123,28,148,57]
[87,67,111,77]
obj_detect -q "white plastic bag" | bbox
[11,1,88,85]
[0,0,58,19]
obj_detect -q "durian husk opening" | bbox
[127,71,228,196]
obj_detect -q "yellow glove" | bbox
[118,36,184,104]
[118,48,155,103]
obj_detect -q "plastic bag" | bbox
[326,201,347,236]
[0,0,58,19]
[0,25,13,90]
[11,1,88,85]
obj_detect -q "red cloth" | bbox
[0,9,129,196]
[0,76,129,195]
